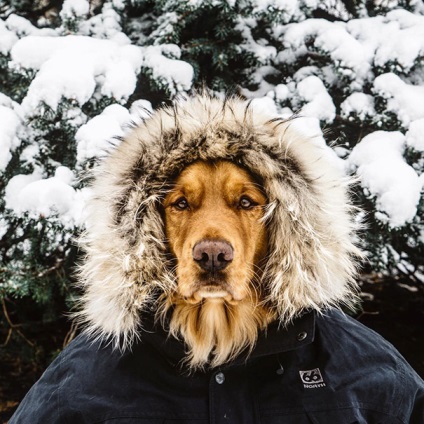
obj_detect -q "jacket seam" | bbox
[395,360,409,423]
[57,347,70,424]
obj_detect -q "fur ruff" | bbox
[75,94,361,364]
[162,294,271,369]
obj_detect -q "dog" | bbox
[162,160,272,368]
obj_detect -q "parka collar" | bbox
[141,311,315,370]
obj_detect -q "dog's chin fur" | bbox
[159,294,273,370]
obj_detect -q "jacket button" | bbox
[297,331,308,341]
[215,372,225,384]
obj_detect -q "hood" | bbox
[75,94,361,349]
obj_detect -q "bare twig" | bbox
[36,259,64,278]
[63,321,78,348]
[1,298,35,347]
[1,327,13,347]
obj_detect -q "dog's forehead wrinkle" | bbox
[173,170,205,198]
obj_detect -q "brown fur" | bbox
[162,161,274,368]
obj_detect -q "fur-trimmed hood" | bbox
[76,94,360,349]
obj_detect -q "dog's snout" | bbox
[192,240,234,272]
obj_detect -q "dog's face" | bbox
[163,160,268,305]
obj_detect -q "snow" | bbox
[236,18,277,65]
[75,100,155,165]
[6,14,40,38]
[0,105,22,172]
[0,218,8,240]
[22,56,97,114]
[9,23,195,104]
[60,0,90,20]
[274,84,290,103]
[275,10,424,93]
[5,167,87,227]
[347,11,424,73]
[241,66,280,98]
[0,19,19,54]
[314,24,369,77]
[149,12,179,42]
[248,74,336,123]
[278,19,371,88]
[75,104,131,164]
[373,73,424,127]
[0,93,18,109]
[374,11,424,72]
[20,144,40,167]
[250,0,297,15]
[0,12,59,56]
[10,35,143,116]
[341,93,375,121]
[142,45,194,94]
[295,76,336,123]
[112,0,126,10]
[79,2,130,44]
[348,131,422,228]
[406,119,424,151]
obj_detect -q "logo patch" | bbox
[299,368,326,389]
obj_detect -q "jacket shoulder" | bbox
[315,309,424,423]
[9,334,114,424]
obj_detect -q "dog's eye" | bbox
[239,196,256,210]
[173,198,189,210]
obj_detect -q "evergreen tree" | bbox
[0,0,423,346]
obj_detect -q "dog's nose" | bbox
[192,240,234,272]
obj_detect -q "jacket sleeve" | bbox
[409,374,424,423]
[403,361,424,424]
[9,349,68,424]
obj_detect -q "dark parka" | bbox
[10,310,424,423]
[9,95,424,423]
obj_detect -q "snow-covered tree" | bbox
[1,0,423,329]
